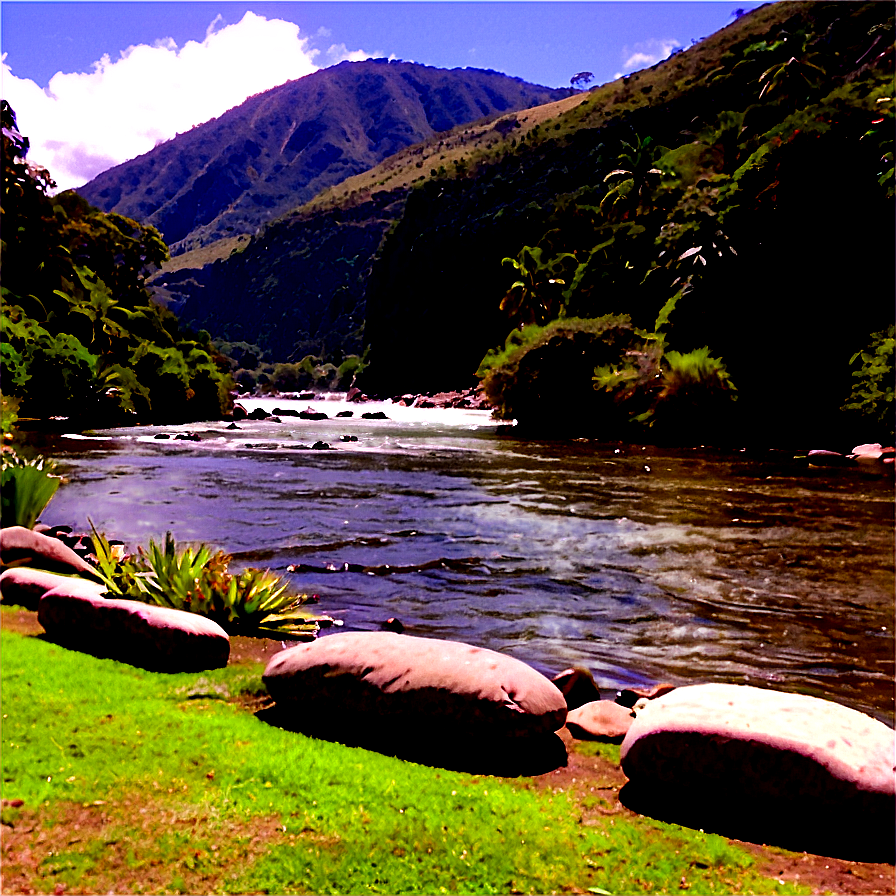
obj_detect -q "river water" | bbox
[39,397,895,725]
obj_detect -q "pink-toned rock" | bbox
[552,667,602,709]
[263,631,567,740]
[0,567,105,610]
[566,700,634,742]
[1,526,100,579]
[38,589,229,672]
[616,682,676,707]
[620,683,895,860]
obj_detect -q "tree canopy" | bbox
[1,101,233,428]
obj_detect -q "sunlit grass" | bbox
[1,616,809,894]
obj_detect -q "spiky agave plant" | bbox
[90,526,321,640]
[0,452,61,529]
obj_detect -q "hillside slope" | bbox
[156,1,893,442]
[76,60,566,252]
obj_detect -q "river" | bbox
[38,396,895,725]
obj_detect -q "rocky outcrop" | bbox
[38,589,230,673]
[0,527,101,580]
[619,683,896,860]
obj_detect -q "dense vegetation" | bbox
[0,101,233,428]
[78,60,567,252]
[114,1,893,445]
[360,1,895,443]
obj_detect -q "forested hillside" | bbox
[0,102,233,429]
[77,60,567,252]
[153,0,893,444]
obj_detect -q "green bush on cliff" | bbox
[842,324,895,439]
[477,316,640,431]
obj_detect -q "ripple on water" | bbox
[43,414,895,723]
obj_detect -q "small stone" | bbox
[566,700,634,742]
[552,667,602,709]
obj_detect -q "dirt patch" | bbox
[0,796,285,896]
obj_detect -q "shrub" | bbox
[842,324,895,439]
[0,452,61,529]
[477,315,640,430]
[90,528,322,640]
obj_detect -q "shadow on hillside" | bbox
[255,703,568,777]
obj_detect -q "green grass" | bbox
[1,615,810,895]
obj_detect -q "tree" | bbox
[0,102,233,424]
[570,72,595,90]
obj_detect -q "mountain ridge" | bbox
[76,59,567,252]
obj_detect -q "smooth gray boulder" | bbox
[0,567,106,610]
[264,631,567,738]
[0,526,101,580]
[619,683,895,860]
[38,589,229,672]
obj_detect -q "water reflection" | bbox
[38,401,894,724]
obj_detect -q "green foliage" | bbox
[477,315,639,427]
[0,451,60,529]
[0,101,233,425]
[842,324,895,436]
[90,527,320,640]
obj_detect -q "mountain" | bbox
[150,0,893,445]
[76,60,567,252]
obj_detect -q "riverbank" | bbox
[2,606,893,895]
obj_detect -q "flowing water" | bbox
[38,396,895,724]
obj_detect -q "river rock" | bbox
[38,589,230,672]
[263,631,568,741]
[0,567,106,610]
[619,683,896,860]
[566,700,634,742]
[1,527,101,580]
[552,667,602,709]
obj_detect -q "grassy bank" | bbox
[0,615,808,895]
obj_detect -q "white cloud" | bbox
[614,39,682,80]
[1,12,377,191]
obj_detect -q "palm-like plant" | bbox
[499,245,576,327]
[90,527,325,640]
[601,135,668,218]
[0,452,60,529]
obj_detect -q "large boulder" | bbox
[261,632,568,773]
[0,527,101,580]
[619,683,896,860]
[38,589,230,672]
[0,567,106,610]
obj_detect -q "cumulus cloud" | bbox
[614,39,682,79]
[2,11,375,191]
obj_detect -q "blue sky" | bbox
[1,2,767,188]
